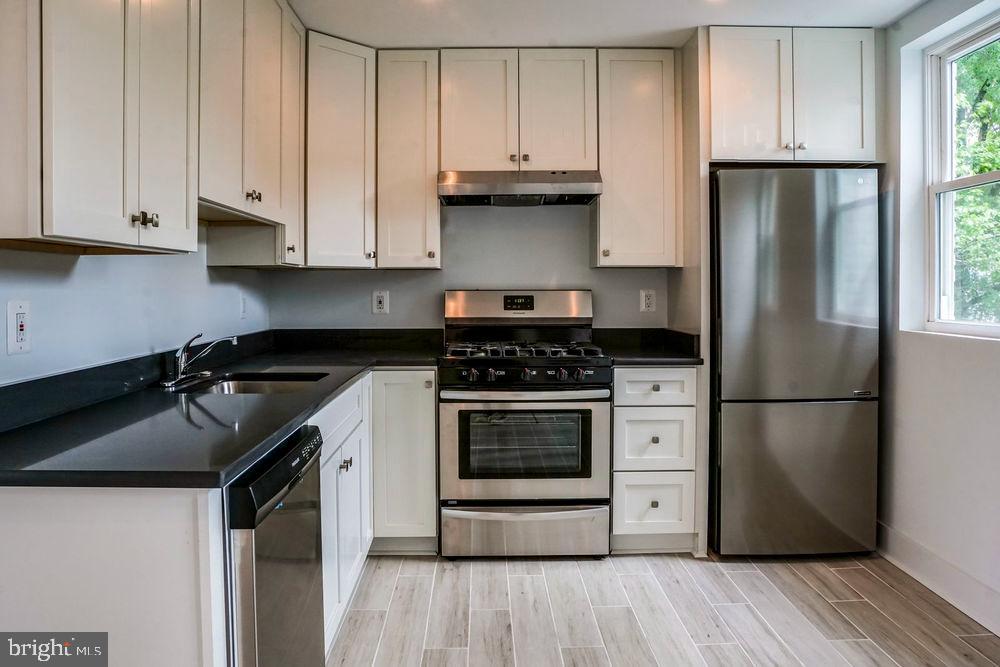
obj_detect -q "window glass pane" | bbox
[461,411,587,479]
[952,38,1000,179]
[938,181,1000,323]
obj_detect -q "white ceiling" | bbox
[289,0,925,48]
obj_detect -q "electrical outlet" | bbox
[372,290,389,315]
[640,289,656,313]
[7,300,30,354]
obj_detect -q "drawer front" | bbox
[614,368,697,406]
[311,377,365,462]
[614,407,695,471]
[613,471,695,535]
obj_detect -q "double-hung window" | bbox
[928,24,1000,336]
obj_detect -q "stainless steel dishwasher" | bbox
[227,425,324,667]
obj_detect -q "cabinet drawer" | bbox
[614,407,695,471]
[612,471,694,535]
[311,377,365,459]
[614,368,696,406]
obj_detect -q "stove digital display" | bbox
[503,295,534,311]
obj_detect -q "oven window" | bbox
[458,410,592,479]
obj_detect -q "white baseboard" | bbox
[878,521,1000,634]
[611,532,697,554]
[369,536,438,555]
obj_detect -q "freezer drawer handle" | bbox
[442,507,606,522]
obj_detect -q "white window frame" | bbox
[926,19,1000,338]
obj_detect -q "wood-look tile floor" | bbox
[327,553,1000,666]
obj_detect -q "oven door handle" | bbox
[439,389,610,401]
[441,507,607,522]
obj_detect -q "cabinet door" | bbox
[243,0,283,220]
[709,27,794,161]
[336,427,365,605]
[519,49,598,171]
[377,50,440,268]
[198,0,245,212]
[440,49,519,171]
[594,50,678,267]
[41,0,138,246]
[372,370,437,538]
[792,28,876,161]
[307,33,376,268]
[278,10,305,263]
[360,374,374,551]
[319,446,341,649]
[136,0,198,252]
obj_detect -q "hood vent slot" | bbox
[438,170,602,207]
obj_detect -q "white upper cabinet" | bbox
[377,50,440,269]
[709,26,876,161]
[593,49,679,267]
[199,0,303,226]
[519,49,598,170]
[307,32,376,268]
[279,12,306,264]
[792,28,876,161]
[441,49,520,171]
[440,48,598,172]
[0,0,198,252]
[709,26,794,161]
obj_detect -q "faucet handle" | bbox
[177,333,204,359]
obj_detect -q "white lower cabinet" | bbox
[372,370,438,538]
[613,471,695,534]
[311,375,373,654]
[614,406,696,471]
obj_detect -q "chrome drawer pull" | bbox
[651,436,660,444]
[651,384,661,392]
[650,500,659,509]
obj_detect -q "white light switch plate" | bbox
[7,300,30,354]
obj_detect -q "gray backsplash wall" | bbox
[0,229,269,386]
[267,206,670,329]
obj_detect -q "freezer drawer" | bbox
[718,401,877,555]
[440,505,610,557]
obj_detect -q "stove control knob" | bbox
[487,368,498,382]
[557,368,569,382]
[467,368,479,383]
[521,368,533,382]
[573,368,586,382]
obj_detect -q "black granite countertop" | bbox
[0,334,440,488]
[0,327,698,488]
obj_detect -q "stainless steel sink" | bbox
[175,372,328,394]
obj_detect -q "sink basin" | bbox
[176,372,328,394]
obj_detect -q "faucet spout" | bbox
[162,334,239,388]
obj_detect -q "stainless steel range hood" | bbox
[438,170,602,207]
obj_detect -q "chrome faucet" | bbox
[162,333,238,388]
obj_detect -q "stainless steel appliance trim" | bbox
[437,170,602,196]
[444,289,593,321]
[439,399,611,501]
[440,389,610,401]
[442,506,607,522]
[231,529,257,667]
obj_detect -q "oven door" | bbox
[439,389,611,501]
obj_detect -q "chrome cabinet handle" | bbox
[339,457,353,471]
[651,383,661,392]
[522,153,530,162]
[286,244,296,253]
[130,212,146,226]
[245,190,256,201]
[509,154,517,162]
[784,142,795,150]
[427,250,436,259]
[650,500,659,509]
[797,142,808,150]
[651,436,660,444]
[148,212,159,228]
[424,380,433,388]
[601,249,610,257]
[365,250,376,259]
[255,191,263,202]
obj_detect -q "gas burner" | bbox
[445,341,604,360]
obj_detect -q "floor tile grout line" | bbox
[957,636,1000,667]
[959,633,998,637]
[466,560,472,667]
[369,557,404,667]
[831,594,956,667]
[829,638,905,667]
[830,561,999,663]
[753,556,871,642]
[637,555,708,660]
[680,554,749,605]
[643,553,735,651]
[719,569,808,667]
[505,558,518,667]
[419,557,439,659]
[538,560,569,666]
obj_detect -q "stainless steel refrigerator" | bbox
[711,168,879,555]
